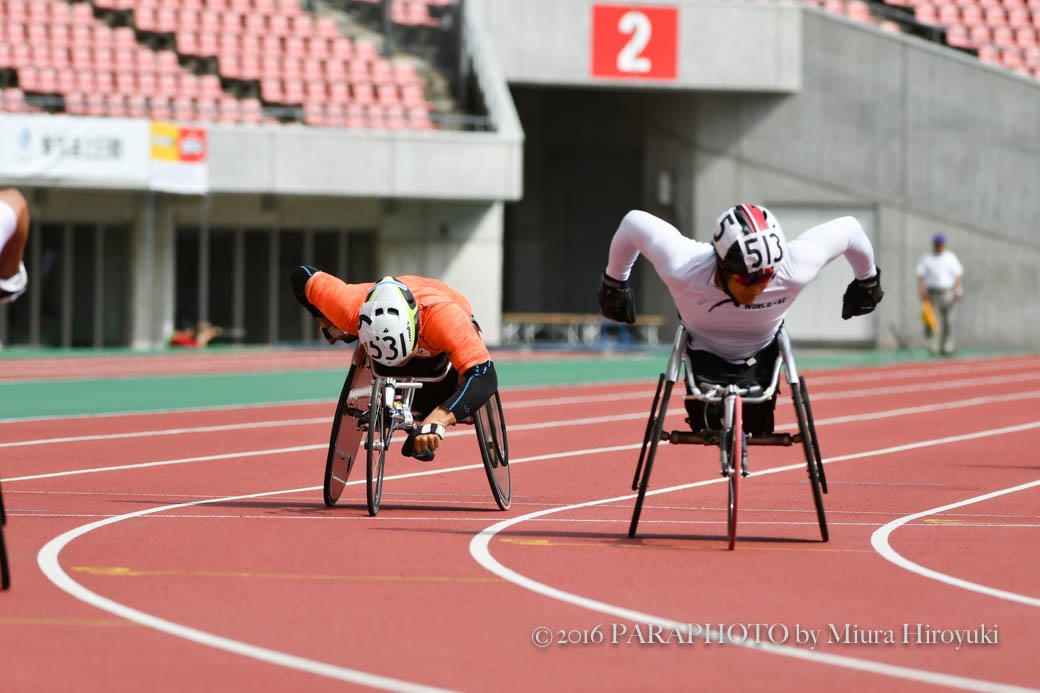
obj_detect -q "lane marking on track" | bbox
[32,421,1040,692]
[4,361,1040,428]
[871,481,1040,608]
[4,386,1040,462]
[468,420,1040,693]
[0,418,329,448]
[37,484,462,693]
[71,566,505,583]
[7,388,1040,482]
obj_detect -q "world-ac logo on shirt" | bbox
[743,297,788,311]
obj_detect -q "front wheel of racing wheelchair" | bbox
[323,347,510,515]
[628,324,828,547]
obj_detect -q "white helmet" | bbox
[358,276,419,367]
[713,204,786,280]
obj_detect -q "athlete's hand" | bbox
[842,267,884,320]
[597,272,636,324]
[401,423,445,461]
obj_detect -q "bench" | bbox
[501,312,664,346]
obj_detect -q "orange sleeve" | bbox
[305,272,372,336]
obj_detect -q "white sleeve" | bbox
[787,216,877,283]
[605,210,708,282]
[0,200,17,249]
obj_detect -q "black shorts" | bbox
[683,339,780,437]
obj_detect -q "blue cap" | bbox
[933,234,947,245]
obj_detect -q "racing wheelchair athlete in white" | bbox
[596,205,884,547]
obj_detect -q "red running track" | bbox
[1,354,1038,692]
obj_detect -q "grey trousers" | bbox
[926,288,957,355]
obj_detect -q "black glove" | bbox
[596,272,636,324]
[842,267,884,320]
[289,265,325,319]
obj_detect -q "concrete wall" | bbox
[480,0,802,92]
[491,1,1040,350]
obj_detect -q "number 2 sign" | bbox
[591,4,678,80]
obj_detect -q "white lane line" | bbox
[468,422,1040,693]
[36,480,462,693]
[871,481,1040,608]
[0,418,329,448]
[6,388,1040,480]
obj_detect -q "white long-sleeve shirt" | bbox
[915,250,963,291]
[605,210,877,362]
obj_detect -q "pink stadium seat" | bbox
[292,13,315,37]
[983,6,1008,25]
[239,97,264,123]
[370,58,394,85]
[376,83,400,105]
[127,93,149,118]
[330,36,353,60]
[915,4,940,25]
[56,66,77,93]
[399,83,426,107]
[115,70,137,94]
[316,16,338,38]
[382,103,408,130]
[63,90,87,115]
[328,81,350,105]
[936,3,960,24]
[1016,26,1039,46]
[325,59,347,82]
[156,50,180,74]
[945,23,975,48]
[405,105,434,130]
[351,81,375,105]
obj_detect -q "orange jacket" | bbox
[306,273,490,373]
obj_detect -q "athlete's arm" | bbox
[788,216,878,282]
[605,210,708,283]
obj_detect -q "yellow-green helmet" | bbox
[358,276,419,366]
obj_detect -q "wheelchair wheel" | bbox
[474,391,511,510]
[792,377,828,542]
[629,375,672,538]
[725,398,743,551]
[799,376,827,494]
[323,356,373,507]
[0,479,8,590]
[365,382,394,517]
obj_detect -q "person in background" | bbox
[0,187,27,590]
[170,321,222,348]
[915,233,964,356]
[0,188,30,306]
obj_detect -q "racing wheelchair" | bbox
[323,346,510,516]
[0,478,8,589]
[629,324,828,549]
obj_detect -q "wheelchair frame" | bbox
[323,346,510,516]
[629,324,828,548]
[0,479,8,589]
